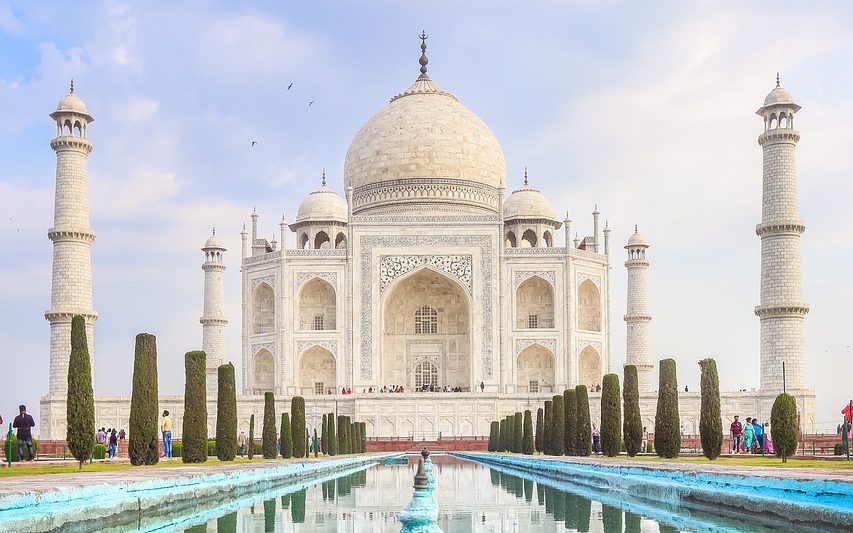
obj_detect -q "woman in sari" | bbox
[763,423,774,454]
[743,416,755,453]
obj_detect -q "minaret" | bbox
[201,228,227,395]
[755,75,808,392]
[46,81,97,397]
[592,205,600,253]
[624,226,653,392]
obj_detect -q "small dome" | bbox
[204,230,225,250]
[627,227,648,247]
[296,182,348,224]
[763,86,794,107]
[503,179,555,221]
[50,84,94,122]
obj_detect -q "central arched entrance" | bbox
[382,268,471,391]
[298,346,336,395]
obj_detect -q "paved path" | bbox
[525,454,853,483]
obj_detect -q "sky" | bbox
[0,0,851,433]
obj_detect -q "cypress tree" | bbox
[535,408,544,453]
[771,393,798,462]
[66,315,94,469]
[522,410,535,455]
[280,412,293,458]
[313,428,319,457]
[623,365,643,457]
[489,421,499,451]
[575,385,592,456]
[654,358,681,458]
[543,400,553,455]
[291,396,306,458]
[248,414,255,459]
[505,416,512,451]
[551,395,565,455]
[321,414,327,454]
[698,358,723,460]
[513,412,523,453]
[564,389,578,456]
[353,422,361,453]
[327,413,337,456]
[349,420,356,453]
[182,351,208,463]
[129,333,159,466]
[600,373,622,457]
[337,415,347,454]
[262,392,277,459]
[360,422,367,452]
[498,418,506,451]
[216,363,237,461]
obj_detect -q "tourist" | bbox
[238,431,247,457]
[680,425,686,438]
[730,415,743,454]
[752,418,764,452]
[161,410,173,458]
[342,387,346,395]
[96,427,106,444]
[119,428,126,440]
[763,423,775,453]
[592,423,601,454]
[641,426,648,453]
[480,381,485,392]
[838,424,843,435]
[743,417,755,453]
[13,405,36,461]
[108,429,118,459]
[684,386,689,392]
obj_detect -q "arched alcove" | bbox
[299,278,336,330]
[543,231,553,247]
[314,231,330,249]
[516,276,554,329]
[299,233,310,249]
[521,229,537,248]
[577,279,601,331]
[335,232,347,249]
[298,346,336,395]
[252,283,275,334]
[253,349,275,392]
[578,346,601,388]
[516,344,555,393]
[505,231,517,248]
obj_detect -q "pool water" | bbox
[88,455,830,532]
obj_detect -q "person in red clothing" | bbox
[730,415,743,454]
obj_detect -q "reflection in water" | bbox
[216,511,237,533]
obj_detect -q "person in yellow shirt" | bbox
[161,410,173,458]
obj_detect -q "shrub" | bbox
[489,420,499,452]
[834,443,845,455]
[564,389,577,456]
[280,412,292,458]
[92,443,106,460]
[551,395,565,456]
[206,439,217,457]
[66,315,95,469]
[129,333,159,466]
[654,358,681,458]
[291,396,306,458]
[313,428,319,457]
[182,351,208,463]
[498,418,506,452]
[622,365,643,457]
[360,422,367,453]
[215,363,237,461]
[262,392,277,459]
[248,414,255,459]
[575,385,592,456]
[543,400,553,455]
[327,413,337,456]
[172,441,184,458]
[352,421,361,453]
[771,393,798,462]
[337,415,348,454]
[321,414,328,455]
[600,373,621,457]
[513,412,523,453]
[535,408,544,453]
[522,410,535,455]
[698,358,722,460]
[1,437,39,462]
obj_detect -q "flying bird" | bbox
[250,141,258,147]
[308,100,315,108]
[287,83,293,91]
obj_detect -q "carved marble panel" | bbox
[575,272,602,289]
[251,342,276,355]
[296,340,338,357]
[251,275,276,292]
[514,338,557,356]
[513,270,556,288]
[380,255,472,294]
[295,271,337,287]
[577,339,603,354]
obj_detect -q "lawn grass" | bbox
[0,456,294,478]
[617,455,853,469]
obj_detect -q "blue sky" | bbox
[1,0,851,432]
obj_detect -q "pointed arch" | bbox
[516,343,555,393]
[517,275,554,329]
[335,232,347,249]
[252,282,275,334]
[578,346,601,388]
[299,233,310,249]
[521,229,537,248]
[505,231,517,248]
[297,345,336,395]
[314,231,330,249]
[253,348,275,392]
[543,230,553,247]
[577,279,601,331]
[299,278,336,330]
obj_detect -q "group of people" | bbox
[730,415,774,454]
[95,427,124,458]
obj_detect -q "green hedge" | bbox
[834,443,845,455]
[182,351,208,463]
[575,385,592,456]
[172,441,184,457]
[92,443,106,459]
[291,396,306,458]
[654,358,681,458]
[216,363,237,461]
[129,333,159,466]
[67,315,95,468]
[262,392,278,459]
[600,373,621,457]
[698,358,722,460]
[2,437,39,462]
[622,365,643,457]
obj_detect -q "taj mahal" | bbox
[38,38,815,441]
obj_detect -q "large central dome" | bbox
[343,41,506,215]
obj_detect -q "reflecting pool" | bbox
[84,455,832,532]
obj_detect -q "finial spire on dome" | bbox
[70,78,74,94]
[634,224,638,233]
[418,30,429,79]
[776,72,781,88]
[212,226,215,236]
[523,167,528,186]
[321,168,326,187]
